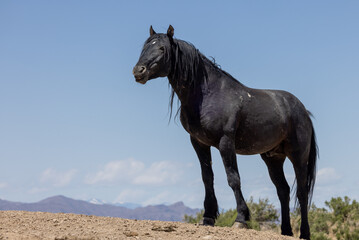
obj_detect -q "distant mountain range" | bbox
[87,198,141,209]
[0,195,200,222]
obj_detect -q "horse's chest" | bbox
[180,109,221,146]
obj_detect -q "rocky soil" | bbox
[0,211,299,240]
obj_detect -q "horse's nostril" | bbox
[133,65,147,77]
[139,66,146,73]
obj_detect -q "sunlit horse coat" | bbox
[133,25,318,240]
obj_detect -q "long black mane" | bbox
[167,38,237,118]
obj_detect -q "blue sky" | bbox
[0,1,358,210]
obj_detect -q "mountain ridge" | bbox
[0,195,199,221]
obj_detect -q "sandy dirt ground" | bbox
[0,211,299,240]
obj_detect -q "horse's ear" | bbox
[167,25,174,38]
[150,25,156,36]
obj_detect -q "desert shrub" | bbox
[183,209,204,224]
[291,204,331,240]
[246,197,279,230]
[184,197,279,230]
[309,204,331,240]
[291,196,359,240]
[214,208,237,227]
[325,196,359,240]
[184,195,359,240]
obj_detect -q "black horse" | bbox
[133,25,318,240]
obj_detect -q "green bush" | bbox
[183,209,204,224]
[325,196,359,223]
[246,197,279,230]
[291,204,332,240]
[184,197,279,230]
[325,196,359,240]
[291,196,359,240]
[309,204,331,240]
[184,196,359,240]
[215,208,237,227]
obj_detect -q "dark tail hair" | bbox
[292,113,318,209]
[307,123,318,207]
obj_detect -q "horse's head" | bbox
[133,25,174,84]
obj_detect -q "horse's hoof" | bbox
[201,217,215,226]
[232,221,248,229]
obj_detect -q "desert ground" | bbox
[0,211,300,240]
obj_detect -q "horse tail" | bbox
[292,111,318,208]
[307,118,318,207]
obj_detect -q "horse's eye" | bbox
[159,46,165,52]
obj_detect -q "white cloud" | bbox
[40,168,77,187]
[316,167,341,185]
[115,189,192,207]
[133,161,181,185]
[142,191,171,206]
[85,159,193,206]
[86,158,183,186]
[85,158,144,184]
[115,189,146,203]
[28,187,48,194]
[0,182,7,189]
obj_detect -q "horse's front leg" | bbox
[190,136,219,226]
[218,135,249,226]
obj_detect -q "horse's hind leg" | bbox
[291,154,310,239]
[261,153,293,236]
[287,123,314,239]
[191,137,219,226]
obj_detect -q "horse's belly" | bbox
[235,139,283,155]
[235,145,275,155]
[234,123,286,155]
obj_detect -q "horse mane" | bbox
[167,38,237,119]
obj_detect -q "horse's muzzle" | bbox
[133,65,148,84]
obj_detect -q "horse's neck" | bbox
[168,40,206,103]
[168,76,192,104]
